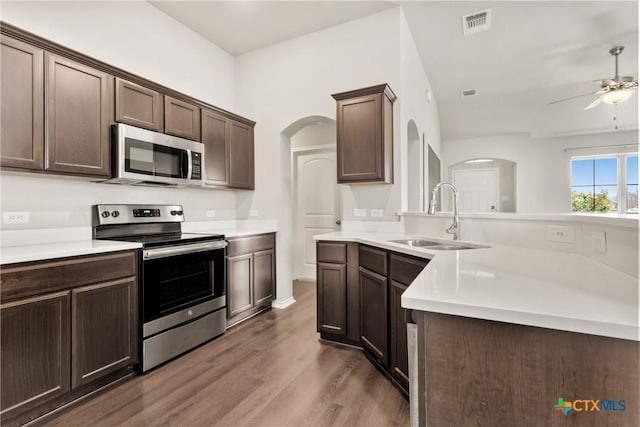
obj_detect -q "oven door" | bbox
[142,240,226,324]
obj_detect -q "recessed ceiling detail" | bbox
[462,9,491,36]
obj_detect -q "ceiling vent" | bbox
[461,89,478,98]
[462,9,492,36]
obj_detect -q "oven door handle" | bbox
[143,240,227,260]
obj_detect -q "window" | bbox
[571,154,638,213]
[627,156,638,213]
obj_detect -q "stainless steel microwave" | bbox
[107,123,203,187]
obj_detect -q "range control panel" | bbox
[133,208,161,218]
[191,152,202,180]
[95,204,185,225]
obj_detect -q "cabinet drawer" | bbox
[359,245,387,276]
[0,251,137,301]
[227,233,275,257]
[389,253,428,286]
[317,242,347,264]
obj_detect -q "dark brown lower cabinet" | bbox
[226,233,276,327]
[71,278,137,388]
[316,242,360,345]
[0,250,138,426]
[317,243,428,396]
[317,262,347,335]
[0,292,70,420]
[390,280,409,390]
[359,266,389,366]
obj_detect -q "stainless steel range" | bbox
[93,204,226,372]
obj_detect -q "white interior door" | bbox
[294,148,340,279]
[452,168,499,212]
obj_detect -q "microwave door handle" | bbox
[185,149,192,180]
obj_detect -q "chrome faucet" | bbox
[428,182,459,240]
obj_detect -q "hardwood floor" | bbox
[41,280,409,427]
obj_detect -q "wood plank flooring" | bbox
[41,280,409,427]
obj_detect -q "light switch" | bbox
[592,231,606,253]
[353,209,367,217]
[249,210,259,217]
[206,210,216,218]
[370,209,384,217]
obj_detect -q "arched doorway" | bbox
[283,116,340,280]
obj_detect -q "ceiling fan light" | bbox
[601,88,635,104]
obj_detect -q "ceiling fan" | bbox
[549,46,638,110]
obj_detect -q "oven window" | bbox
[124,137,187,178]
[143,248,225,322]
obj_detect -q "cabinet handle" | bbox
[336,220,342,225]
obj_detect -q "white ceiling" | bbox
[150,1,639,140]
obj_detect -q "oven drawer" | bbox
[227,233,275,257]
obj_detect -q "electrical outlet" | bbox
[592,231,607,253]
[547,225,575,243]
[370,209,384,217]
[205,210,216,218]
[3,212,30,224]
[249,210,259,217]
[353,209,367,217]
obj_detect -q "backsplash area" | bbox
[402,213,638,277]
[0,172,237,236]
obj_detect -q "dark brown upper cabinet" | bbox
[201,109,230,186]
[0,35,44,171]
[332,84,396,184]
[164,95,201,141]
[228,120,255,190]
[45,53,113,177]
[115,78,163,132]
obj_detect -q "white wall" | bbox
[0,1,235,110]
[441,130,639,213]
[290,122,336,149]
[234,7,440,305]
[0,1,238,235]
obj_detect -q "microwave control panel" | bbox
[191,152,202,180]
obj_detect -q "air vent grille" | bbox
[461,89,478,98]
[462,9,492,35]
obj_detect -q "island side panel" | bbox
[417,311,639,427]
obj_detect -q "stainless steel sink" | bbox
[389,239,485,251]
[427,244,476,250]
[389,239,442,247]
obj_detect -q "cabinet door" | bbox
[0,292,70,419]
[390,280,409,391]
[115,78,163,131]
[0,36,44,171]
[337,93,382,182]
[317,262,347,336]
[71,278,137,389]
[227,253,253,317]
[45,53,112,177]
[253,249,275,306]
[201,109,230,186]
[359,267,388,366]
[228,120,254,189]
[164,96,201,141]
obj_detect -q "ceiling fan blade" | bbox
[584,97,602,110]
[548,91,600,105]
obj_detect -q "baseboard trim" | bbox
[271,297,296,309]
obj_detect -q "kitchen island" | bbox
[315,231,639,427]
